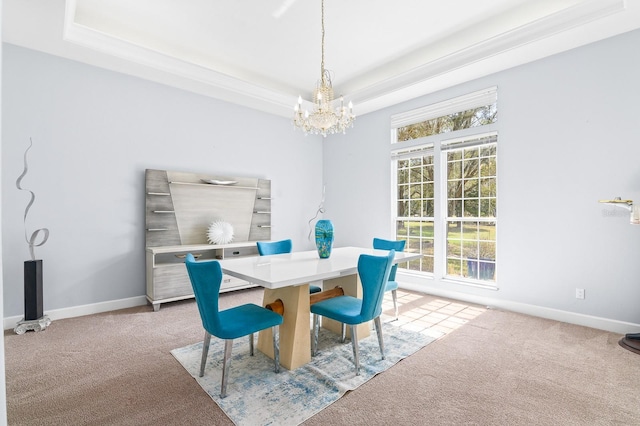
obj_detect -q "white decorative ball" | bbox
[207,221,234,245]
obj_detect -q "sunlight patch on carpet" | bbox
[171,322,434,425]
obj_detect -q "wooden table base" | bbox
[257,274,372,370]
[258,284,311,370]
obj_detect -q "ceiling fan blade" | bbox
[272,0,299,18]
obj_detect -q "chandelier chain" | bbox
[320,0,325,78]
[292,0,355,137]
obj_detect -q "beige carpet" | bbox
[5,288,640,425]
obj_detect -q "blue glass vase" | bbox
[315,219,334,259]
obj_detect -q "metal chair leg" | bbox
[249,332,254,356]
[199,331,211,377]
[341,323,347,343]
[273,325,281,373]
[392,289,398,321]
[220,339,233,398]
[350,325,360,375]
[374,316,385,360]
[311,314,320,356]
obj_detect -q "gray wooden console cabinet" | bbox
[145,169,271,311]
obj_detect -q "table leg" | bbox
[258,283,311,370]
[320,275,371,340]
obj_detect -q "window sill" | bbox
[442,277,499,291]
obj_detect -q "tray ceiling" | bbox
[3,0,639,118]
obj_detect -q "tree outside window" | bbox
[392,93,497,285]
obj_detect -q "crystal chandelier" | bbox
[293,0,355,137]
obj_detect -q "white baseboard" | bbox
[5,284,639,336]
[399,282,640,335]
[3,296,148,331]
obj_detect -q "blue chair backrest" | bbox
[257,239,292,256]
[373,238,406,281]
[184,253,224,336]
[358,250,395,321]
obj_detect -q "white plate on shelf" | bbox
[200,179,238,185]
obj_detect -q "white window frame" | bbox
[391,143,436,274]
[390,87,498,289]
[441,132,497,286]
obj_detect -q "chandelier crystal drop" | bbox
[293,0,355,137]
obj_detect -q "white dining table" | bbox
[218,246,422,370]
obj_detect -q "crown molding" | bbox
[63,0,297,118]
[351,0,627,115]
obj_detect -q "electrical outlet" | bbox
[576,288,585,299]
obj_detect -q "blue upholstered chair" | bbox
[256,239,293,256]
[184,253,283,398]
[310,250,395,375]
[372,238,406,321]
[256,239,322,294]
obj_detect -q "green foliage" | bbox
[397,104,497,142]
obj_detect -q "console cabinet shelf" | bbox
[145,169,271,311]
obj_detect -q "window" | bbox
[395,148,435,273]
[444,135,497,282]
[391,88,498,287]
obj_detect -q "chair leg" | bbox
[249,332,254,356]
[392,289,398,321]
[272,325,281,374]
[374,316,385,360]
[341,323,347,343]
[350,325,360,376]
[199,331,211,377]
[311,314,320,356]
[220,339,233,399]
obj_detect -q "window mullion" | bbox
[434,142,446,279]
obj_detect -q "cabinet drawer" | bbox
[220,275,251,291]
[151,266,193,300]
[224,246,258,258]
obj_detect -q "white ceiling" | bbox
[3,0,640,118]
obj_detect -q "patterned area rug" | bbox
[171,322,435,425]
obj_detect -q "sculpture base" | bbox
[14,315,51,335]
[618,333,640,355]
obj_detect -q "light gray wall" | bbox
[3,29,640,330]
[1,44,322,317]
[324,29,640,326]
